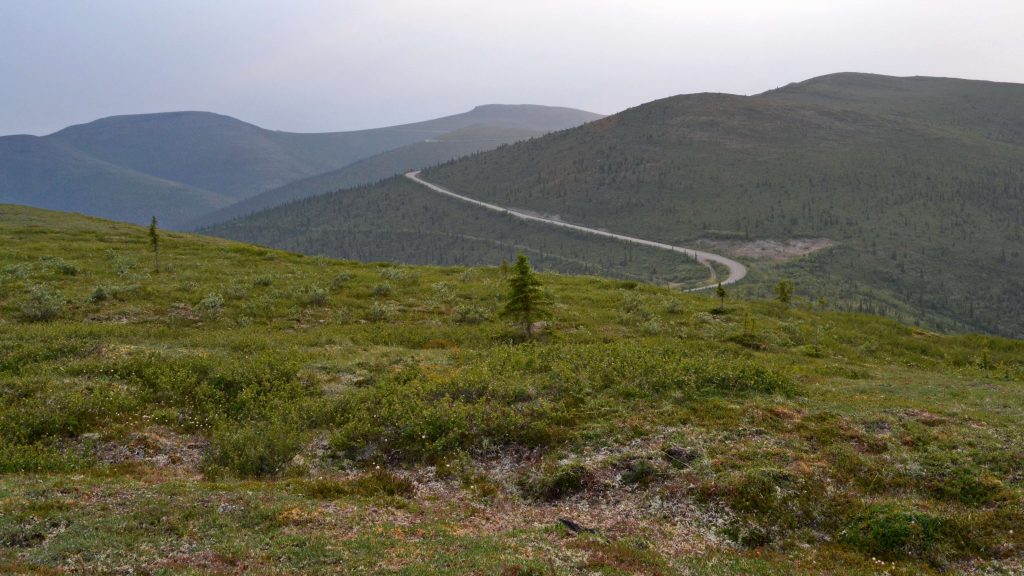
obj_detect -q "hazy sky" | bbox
[2,0,1022,135]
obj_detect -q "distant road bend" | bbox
[405,171,747,291]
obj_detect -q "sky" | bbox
[1,0,1022,135]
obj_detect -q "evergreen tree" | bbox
[776,279,794,304]
[715,282,727,310]
[149,216,160,273]
[501,252,548,337]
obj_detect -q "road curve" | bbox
[405,171,747,291]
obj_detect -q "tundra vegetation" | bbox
[1,205,1023,575]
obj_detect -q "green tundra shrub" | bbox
[202,417,307,479]
[20,284,66,321]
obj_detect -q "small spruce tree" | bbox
[715,282,727,311]
[501,252,548,338]
[148,216,160,273]
[776,279,794,304]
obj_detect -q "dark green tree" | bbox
[148,216,160,273]
[501,252,548,337]
[776,279,794,304]
[715,282,727,310]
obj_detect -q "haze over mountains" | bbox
[209,73,1024,337]
[0,105,602,227]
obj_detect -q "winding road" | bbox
[405,171,747,291]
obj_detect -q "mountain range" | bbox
[0,105,602,227]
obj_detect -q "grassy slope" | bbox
[2,205,1023,575]
[187,125,547,230]
[393,74,1024,337]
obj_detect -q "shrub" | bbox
[196,293,224,319]
[330,272,352,290]
[252,275,274,287]
[297,471,415,500]
[620,458,660,486]
[202,418,307,479]
[841,504,952,563]
[88,286,108,303]
[431,282,454,303]
[0,442,88,474]
[372,283,392,297]
[367,302,393,322]
[20,285,66,321]
[85,349,307,429]
[699,467,848,547]
[218,285,246,302]
[380,267,417,284]
[38,256,77,276]
[928,462,1006,505]
[520,461,589,501]
[454,305,489,324]
[304,285,329,307]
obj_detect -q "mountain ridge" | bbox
[1,104,602,227]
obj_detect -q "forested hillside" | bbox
[187,124,546,229]
[408,74,1024,337]
[205,177,709,287]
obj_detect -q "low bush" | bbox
[0,441,89,473]
[20,284,65,321]
[88,286,108,303]
[252,274,274,287]
[296,470,415,500]
[196,293,224,319]
[699,467,848,547]
[454,305,489,324]
[841,504,954,564]
[202,418,307,479]
[330,272,352,290]
[519,461,589,501]
[303,284,329,307]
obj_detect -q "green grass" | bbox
[2,205,1023,574]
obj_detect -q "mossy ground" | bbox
[1,205,1022,574]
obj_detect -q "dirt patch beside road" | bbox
[696,238,834,261]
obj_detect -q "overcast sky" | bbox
[2,0,1022,135]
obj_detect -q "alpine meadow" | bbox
[3,2,1024,574]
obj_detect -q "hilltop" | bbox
[215,73,1024,337]
[1,205,1023,574]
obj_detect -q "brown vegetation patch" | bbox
[697,238,835,261]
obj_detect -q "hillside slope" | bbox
[187,124,547,229]
[48,105,603,200]
[2,205,1023,575]
[0,135,232,225]
[395,74,1024,336]
[1,105,601,228]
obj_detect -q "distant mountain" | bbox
[211,73,1024,337]
[0,135,232,226]
[186,124,547,229]
[1,105,602,227]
